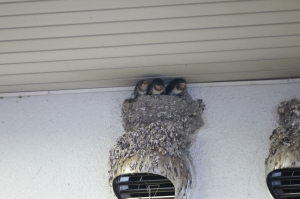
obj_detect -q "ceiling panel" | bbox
[2,11,299,41]
[0,0,299,93]
[1,58,300,86]
[0,0,240,16]
[1,1,299,28]
[2,68,300,93]
[1,36,300,64]
[2,23,299,53]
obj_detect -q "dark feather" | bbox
[147,78,165,95]
[166,78,186,96]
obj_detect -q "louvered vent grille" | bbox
[267,169,300,199]
[113,173,175,199]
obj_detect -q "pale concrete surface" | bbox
[1,82,300,199]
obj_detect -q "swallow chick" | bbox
[166,78,187,96]
[132,80,149,99]
[147,78,165,95]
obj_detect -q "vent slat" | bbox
[276,193,300,197]
[118,179,171,185]
[273,184,300,189]
[121,173,158,177]
[271,176,300,180]
[274,170,300,173]
[126,197,174,199]
[120,187,175,194]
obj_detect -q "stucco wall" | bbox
[1,82,300,199]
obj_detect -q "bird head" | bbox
[139,80,149,91]
[176,79,187,90]
[153,78,165,91]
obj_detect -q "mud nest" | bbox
[109,93,205,184]
[266,98,300,165]
[122,94,204,139]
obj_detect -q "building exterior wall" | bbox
[1,82,300,199]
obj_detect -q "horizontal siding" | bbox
[0,0,299,93]
[0,23,300,53]
[0,0,245,16]
[1,36,300,65]
[1,69,300,93]
[1,1,299,29]
[1,47,299,75]
[0,58,299,86]
[1,11,300,41]
[1,23,300,53]
[0,0,53,3]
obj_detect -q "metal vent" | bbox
[113,173,175,199]
[267,169,300,199]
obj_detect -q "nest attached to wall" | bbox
[266,99,300,170]
[108,93,205,198]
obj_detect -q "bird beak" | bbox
[143,82,148,85]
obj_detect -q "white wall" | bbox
[1,81,300,199]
